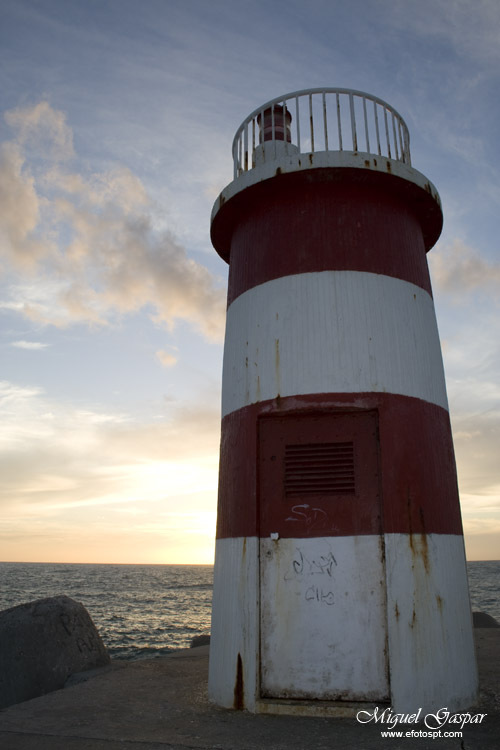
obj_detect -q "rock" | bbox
[0,595,110,709]
[190,634,211,648]
[473,611,500,628]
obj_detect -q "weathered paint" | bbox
[216,394,464,541]
[385,533,478,714]
[260,535,389,701]
[209,532,478,715]
[208,536,259,711]
[258,410,382,538]
[209,89,477,714]
[222,271,448,419]
[211,152,442,263]
[224,178,433,306]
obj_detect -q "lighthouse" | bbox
[208,88,477,715]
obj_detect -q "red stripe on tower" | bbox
[208,89,477,715]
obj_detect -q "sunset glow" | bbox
[1,0,499,563]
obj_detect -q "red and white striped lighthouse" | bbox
[208,88,477,715]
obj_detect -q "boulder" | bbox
[0,595,110,708]
[190,634,211,648]
[473,611,500,628]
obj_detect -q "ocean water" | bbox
[466,560,500,622]
[0,560,498,661]
[0,563,213,660]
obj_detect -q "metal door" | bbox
[258,411,389,701]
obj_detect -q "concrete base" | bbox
[255,698,383,718]
[0,633,498,750]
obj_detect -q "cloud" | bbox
[389,0,500,66]
[463,518,500,535]
[429,239,500,298]
[0,142,50,269]
[0,378,220,562]
[11,340,49,350]
[0,379,220,514]
[4,101,74,161]
[463,521,500,560]
[451,403,500,499]
[0,102,226,341]
[156,349,178,368]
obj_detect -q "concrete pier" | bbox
[0,630,498,750]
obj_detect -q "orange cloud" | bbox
[0,102,226,341]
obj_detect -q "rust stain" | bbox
[406,489,430,574]
[418,508,430,573]
[233,653,244,710]
[410,608,417,629]
[407,488,415,559]
[383,635,390,688]
[419,532,430,574]
[436,594,443,613]
[394,603,400,621]
[409,532,430,574]
[364,159,370,168]
[275,338,281,397]
[308,153,313,165]
[378,534,386,565]
[386,160,391,173]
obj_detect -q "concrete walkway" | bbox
[0,632,498,750]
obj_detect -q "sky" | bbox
[0,0,499,564]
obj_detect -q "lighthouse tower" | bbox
[208,88,477,715]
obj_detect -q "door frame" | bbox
[257,408,389,702]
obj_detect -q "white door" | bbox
[259,411,389,701]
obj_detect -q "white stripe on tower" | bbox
[221,271,448,418]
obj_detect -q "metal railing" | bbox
[232,88,411,179]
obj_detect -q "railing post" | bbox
[244,125,248,172]
[349,92,358,152]
[383,107,391,159]
[391,113,399,161]
[252,118,256,169]
[363,96,370,153]
[309,93,314,153]
[374,100,381,156]
[336,93,343,151]
[295,95,301,152]
[322,91,328,152]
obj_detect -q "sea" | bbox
[0,563,213,660]
[0,560,498,661]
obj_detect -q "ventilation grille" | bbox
[284,442,355,496]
